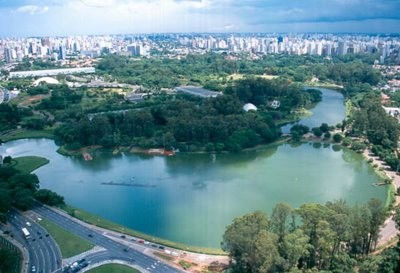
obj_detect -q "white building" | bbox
[243,103,258,112]
[9,67,95,78]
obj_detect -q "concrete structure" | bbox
[4,48,12,63]
[125,92,146,103]
[32,77,60,86]
[0,87,18,104]
[175,86,221,98]
[0,88,4,104]
[58,45,66,60]
[270,100,281,109]
[9,67,95,78]
[383,106,400,117]
[243,103,258,112]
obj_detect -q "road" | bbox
[31,204,182,273]
[5,209,62,273]
[2,205,183,273]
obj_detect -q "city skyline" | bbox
[0,0,400,37]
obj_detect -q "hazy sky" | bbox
[0,0,399,37]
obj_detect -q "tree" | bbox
[350,204,371,255]
[34,189,65,206]
[297,203,333,268]
[320,123,329,133]
[333,134,343,143]
[254,230,280,273]
[394,206,400,231]
[324,132,331,139]
[2,156,11,164]
[366,199,386,253]
[312,128,323,137]
[0,249,19,273]
[351,141,366,152]
[270,203,294,254]
[283,229,311,271]
[222,211,273,273]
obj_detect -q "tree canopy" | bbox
[222,200,390,273]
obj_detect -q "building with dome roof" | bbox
[33,77,60,86]
[243,103,258,112]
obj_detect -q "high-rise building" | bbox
[4,48,12,63]
[58,45,66,60]
[41,37,50,47]
[337,41,347,55]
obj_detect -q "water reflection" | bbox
[281,88,345,133]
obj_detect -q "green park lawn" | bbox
[12,156,49,173]
[39,219,93,258]
[0,129,54,142]
[86,264,141,273]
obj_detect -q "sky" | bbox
[0,0,399,37]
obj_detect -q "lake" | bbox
[0,88,387,248]
[281,87,345,133]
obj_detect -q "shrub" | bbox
[333,133,343,143]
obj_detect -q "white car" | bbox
[31,266,36,272]
[26,222,31,227]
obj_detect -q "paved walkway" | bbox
[362,149,400,246]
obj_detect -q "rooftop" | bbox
[175,86,221,98]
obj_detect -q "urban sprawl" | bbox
[1,33,400,64]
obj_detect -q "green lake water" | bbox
[0,89,387,248]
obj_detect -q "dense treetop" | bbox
[222,200,399,273]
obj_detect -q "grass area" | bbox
[61,204,226,255]
[1,129,54,142]
[275,109,313,127]
[12,156,49,173]
[0,236,22,273]
[56,146,83,157]
[86,264,141,273]
[179,260,194,270]
[39,219,93,258]
[345,99,353,119]
[153,252,174,261]
[303,81,344,90]
[386,183,396,209]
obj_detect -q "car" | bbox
[45,234,49,237]
[88,234,93,237]
[151,244,158,248]
[123,248,128,252]
[158,245,165,250]
[120,235,126,238]
[39,236,42,239]
[32,238,36,242]
[26,222,31,227]
[36,231,41,235]
[31,266,36,272]
[37,217,42,221]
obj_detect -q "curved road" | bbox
[2,205,183,273]
[31,204,182,273]
[6,209,62,273]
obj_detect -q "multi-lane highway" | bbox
[31,204,182,273]
[2,205,183,273]
[6,209,62,273]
